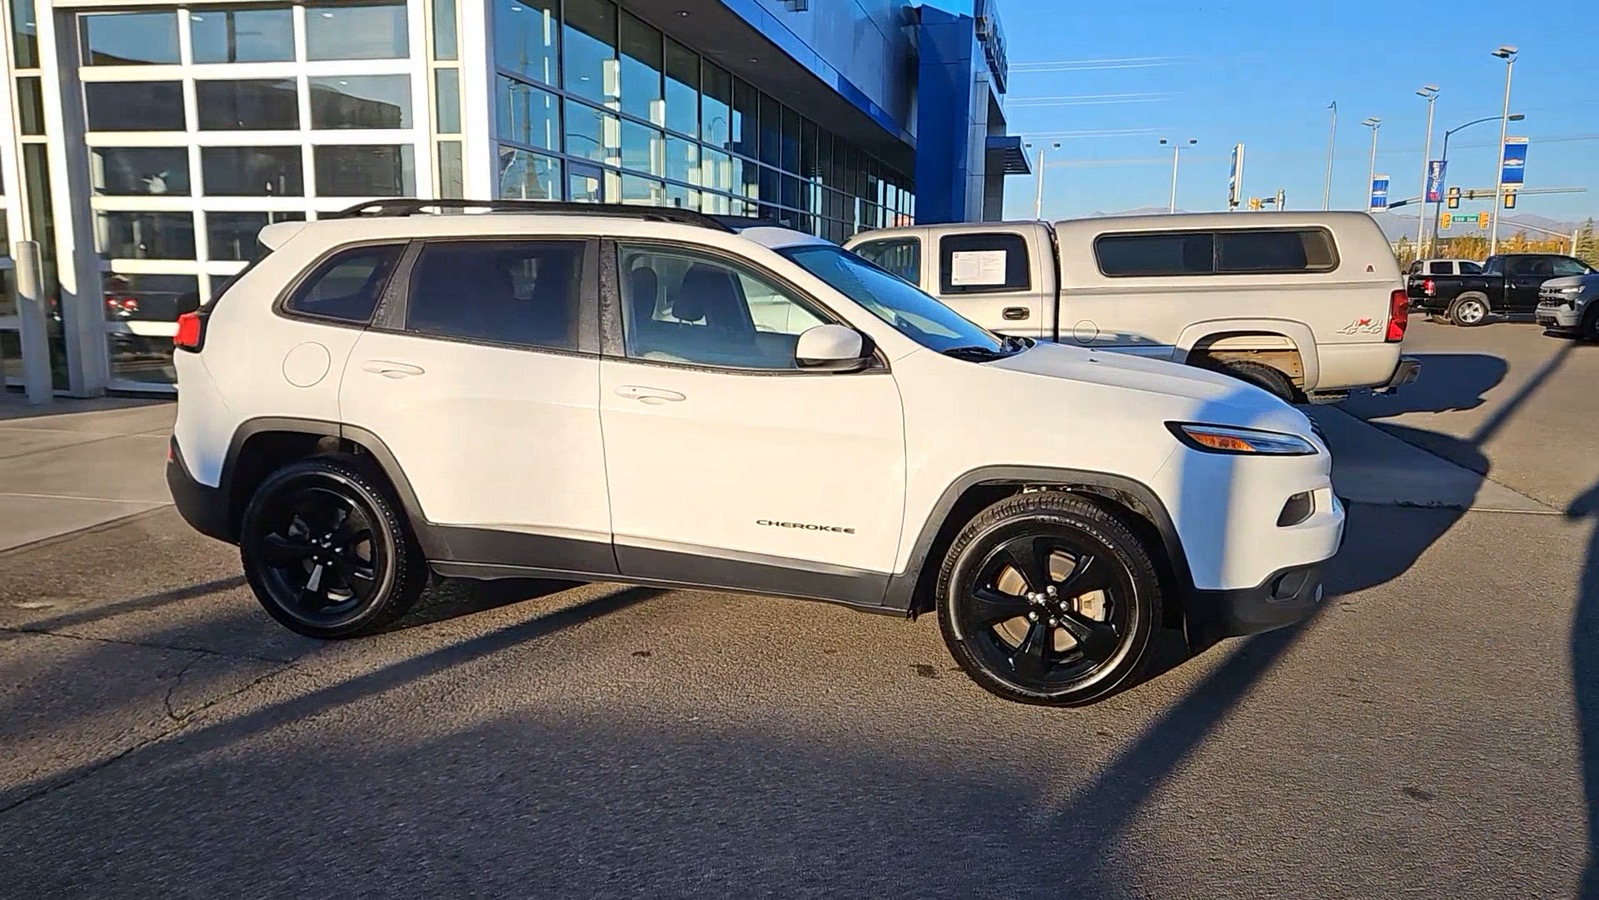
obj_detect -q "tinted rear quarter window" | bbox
[1095,232,1215,276]
[1460,261,1483,275]
[1428,261,1453,275]
[1095,228,1337,276]
[405,240,583,350]
[284,244,403,323]
[938,232,1031,293]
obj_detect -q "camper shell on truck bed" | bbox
[846,211,1417,404]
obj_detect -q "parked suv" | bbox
[845,212,1417,405]
[167,200,1345,707]
[1535,272,1599,341]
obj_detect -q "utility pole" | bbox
[1323,101,1337,210]
[1159,137,1196,214]
[1416,85,1439,256]
[1027,141,1060,220]
[1489,46,1517,255]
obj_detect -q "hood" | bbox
[1541,274,1599,290]
[988,342,1314,435]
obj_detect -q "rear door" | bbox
[929,229,1048,338]
[338,237,613,569]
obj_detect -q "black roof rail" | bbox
[326,198,734,232]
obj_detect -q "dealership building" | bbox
[0,0,1024,394]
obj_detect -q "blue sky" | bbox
[993,0,1599,223]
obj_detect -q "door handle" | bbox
[615,385,686,404]
[1002,307,1030,321]
[362,360,425,379]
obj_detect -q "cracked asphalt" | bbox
[2,320,1598,899]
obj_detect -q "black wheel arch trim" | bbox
[882,465,1194,614]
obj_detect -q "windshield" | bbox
[781,245,1006,354]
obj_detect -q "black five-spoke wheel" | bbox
[240,457,425,638]
[937,492,1160,706]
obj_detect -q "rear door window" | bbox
[1428,261,1454,275]
[938,232,1031,293]
[852,237,921,284]
[1460,261,1483,275]
[405,240,585,350]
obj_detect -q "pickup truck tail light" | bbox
[1422,278,1435,295]
[174,310,207,352]
[1386,289,1408,343]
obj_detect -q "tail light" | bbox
[1386,289,1408,343]
[174,311,206,352]
[1422,278,1435,295]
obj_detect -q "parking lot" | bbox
[2,319,1597,898]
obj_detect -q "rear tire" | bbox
[239,456,426,639]
[936,492,1160,707]
[1448,295,1490,327]
[1581,308,1599,343]
[1212,360,1298,404]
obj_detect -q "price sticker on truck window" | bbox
[949,250,1009,286]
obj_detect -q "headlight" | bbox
[1167,422,1317,456]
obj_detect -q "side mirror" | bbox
[795,323,871,373]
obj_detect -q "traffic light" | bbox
[1477,211,1491,229]
[1440,213,1452,230]
[1503,191,1517,209]
[1446,187,1461,209]
[1248,197,1262,210]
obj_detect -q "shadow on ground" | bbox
[1570,481,1599,898]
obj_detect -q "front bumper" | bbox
[1535,302,1583,331]
[1370,356,1421,395]
[1186,560,1330,649]
[166,436,234,544]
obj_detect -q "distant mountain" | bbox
[1372,209,1589,243]
[1087,206,1173,218]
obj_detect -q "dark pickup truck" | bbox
[1409,252,1595,326]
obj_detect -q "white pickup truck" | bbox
[846,212,1419,404]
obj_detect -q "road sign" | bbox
[1440,213,1452,229]
[1500,137,1528,186]
[1426,161,1447,203]
[1369,175,1390,212]
[1477,211,1491,229]
[1228,143,1245,209]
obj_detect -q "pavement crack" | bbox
[0,625,296,665]
[162,654,205,722]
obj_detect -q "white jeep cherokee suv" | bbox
[167,200,1345,706]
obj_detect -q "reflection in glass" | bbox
[731,78,759,160]
[17,76,44,135]
[432,0,459,60]
[498,147,561,200]
[438,141,464,198]
[665,183,700,212]
[618,13,662,125]
[562,0,617,105]
[91,147,191,196]
[620,120,663,177]
[620,174,663,206]
[196,79,300,130]
[313,145,416,197]
[663,38,697,138]
[309,75,411,129]
[80,11,180,65]
[202,146,304,196]
[0,271,14,317]
[189,8,294,63]
[85,82,186,131]
[494,0,558,85]
[435,69,462,133]
[12,0,39,68]
[568,163,611,203]
[497,76,560,151]
[699,147,731,193]
[758,93,781,167]
[305,2,408,60]
[104,274,197,385]
[701,64,731,148]
[782,106,801,173]
[564,99,618,166]
[97,211,196,260]
[664,135,698,185]
[206,211,305,261]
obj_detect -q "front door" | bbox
[599,241,906,603]
[1505,256,1553,311]
[339,238,613,570]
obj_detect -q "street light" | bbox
[1159,137,1196,214]
[1362,117,1381,211]
[1024,140,1061,220]
[1489,45,1518,255]
[1431,112,1524,249]
[1415,85,1439,255]
[1322,101,1337,210]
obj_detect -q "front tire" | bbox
[1449,295,1490,327]
[239,457,426,638]
[936,492,1160,706]
[1580,308,1599,343]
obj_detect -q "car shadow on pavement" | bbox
[1340,352,1508,419]
[391,576,586,630]
[1568,481,1599,899]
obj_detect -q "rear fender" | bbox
[1174,319,1321,391]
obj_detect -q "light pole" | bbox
[1025,141,1060,220]
[1489,45,1518,255]
[1362,117,1381,211]
[1415,86,1439,255]
[1323,101,1337,209]
[1159,137,1196,214]
[1431,112,1524,252]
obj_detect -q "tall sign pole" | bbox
[1323,102,1337,210]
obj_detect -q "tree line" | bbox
[1392,218,1597,268]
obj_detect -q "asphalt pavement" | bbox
[2,320,1596,899]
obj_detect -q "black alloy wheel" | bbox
[240,458,424,638]
[937,492,1159,706]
